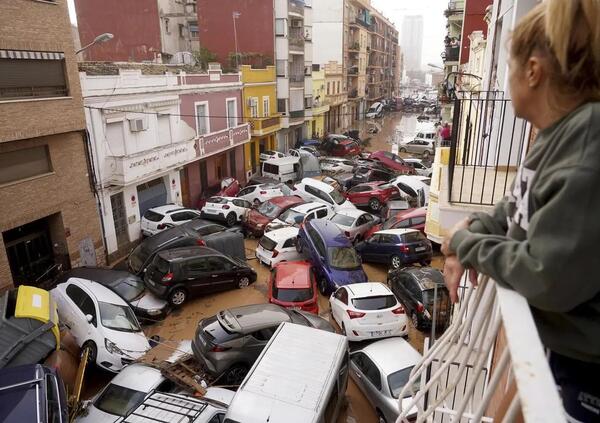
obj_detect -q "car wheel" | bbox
[377,410,388,423]
[369,197,381,211]
[224,364,249,385]
[422,150,431,159]
[238,276,250,289]
[391,255,402,269]
[318,276,329,296]
[411,312,421,330]
[399,147,407,153]
[82,341,97,366]
[169,288,187,307]
[226,212,237,227]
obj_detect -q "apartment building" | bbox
[0,0,104,290]
[323,61,347,133]
[310,67,330,137]
[81,62,249,260]
[75,0,199,63]
[366,8,399,103]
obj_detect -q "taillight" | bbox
[346,310,366,319]
[260,191,267,194]
[416,302,425,313]
[196,239,206,246]
[161,272,174,283]
[211,345,231,352]
[157,223,166,230]
[392,305,405,315]
[399,245,410,253]
[222,205,230,209]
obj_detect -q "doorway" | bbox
[110,192,129,248]
[251,142,257,174]
[136,177,167,217]
[216,154,226,180]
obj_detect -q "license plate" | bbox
[370,330,392,337]
[415,246,426,252]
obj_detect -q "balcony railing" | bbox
[289,74,304,87]
[444,46,460,62]
[448,91,532,205]
[289,27,305,49]
[355,17,372,30]
[0,85,68,100]
[249,115,281,135]
[396,275,563,422]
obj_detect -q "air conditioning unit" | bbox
[291,20,302,28]
[129,117,149,132]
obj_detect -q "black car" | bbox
[54,267,170,321]
[387,267,451,332]
[127,219,244,276]
[144,246,257,306]
[0,364,68,423]
[351,165,396,186]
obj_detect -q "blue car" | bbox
[297,219,368,294]
[356,228,433,269]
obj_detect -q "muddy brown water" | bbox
[82,112,445,423]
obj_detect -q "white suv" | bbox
[200,196,252,226]
[141,205,201,236]
[293,178,356,212]
[255,227,303,267]
[236,183,291,205]
[265,202,333,232]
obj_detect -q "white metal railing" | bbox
[396,276,565,423]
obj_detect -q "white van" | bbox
[224,322,349,423]
[262,156,301,184]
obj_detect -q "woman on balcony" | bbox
[441,0,600,421]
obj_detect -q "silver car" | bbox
[192,304,334,385]
[399,139,435,158]
[349,337,422,423]
[329,209,380,243]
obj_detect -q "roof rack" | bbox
[121,392,208,423]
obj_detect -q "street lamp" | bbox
[76,32,114,55]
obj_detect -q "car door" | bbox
[354,214,368,240]
[360,234,379,261]
[182,257,215,295]
[358,213,375,238]
[237,186,255,202]
[206,256,237,291]
[374,234,396,262]
[393,273,416,314]
[281,236,299,260]
[232,199,251,220]
[64,283,98,344]
[350,352,383,406]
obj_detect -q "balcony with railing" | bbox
[289,27,305,49]
[289,73,304,87]
[249,114,281,136]
[396,274,563,423]
[444,46,460,63]
[289,109,305,124]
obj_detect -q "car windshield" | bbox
[258,235,278,251]
[273,286,313,302]
[112,277,145,302]
[278,208,305,224]
[388,366,420,399]
[128,243,151,273]
[329,189,347,205]
[257,201,282,218]
[143,210,164,222]
[331,213,355,227]
[98,302,141,332]
[328,247,361,269]
[94,384,147,416]
[352,294,397,310]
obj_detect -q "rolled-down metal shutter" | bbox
[137,178,168,216]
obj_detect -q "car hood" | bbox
[102,328,151,356]
[247,209,272,225]
[75,403,120,423]
[329,268,368,286]
[130,290,169,314]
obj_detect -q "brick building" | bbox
[0,0,104,291]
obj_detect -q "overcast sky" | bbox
[67,0,445,69]
[371,0,446,70]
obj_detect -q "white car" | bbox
[256,226,303,267]
[293,177,356,211]
[76,363,233,423]
[403,158,432,177]
[141,205,202,237]
[260,150,285,162]
[265,201,333,232]
[236,183,291,205]
[200,196,252,226]
[51,278,150,372]
[389,175,430,207]
[329,209,379,243]
[329,282,408,342]
[320,157,355,174]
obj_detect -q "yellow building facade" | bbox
[311,69,329,138]
[240,65,280,177]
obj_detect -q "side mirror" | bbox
[85,314,93,324]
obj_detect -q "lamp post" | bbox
[76,32,113,55]
[232,11,241,70]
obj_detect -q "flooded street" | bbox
[82,112,444,423]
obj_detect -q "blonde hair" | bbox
[511,0,600,101]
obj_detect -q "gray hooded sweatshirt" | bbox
[450,102,600,363]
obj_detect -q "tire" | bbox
[223,364,249,385]
[226,212,237,227]
[399,147,407,153]
[411,312,421,330]
[391,255,402,269]
[82,341,97,366]
[318,276,329,296]
[238,276,250,289]
[377,410,388,423]
[369,197,381,211]
[169,288,187,307]
[422,150,431,159]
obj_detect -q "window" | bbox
[186,257,210,273]
[275,18,286,36]
[334,287,348,305]
[189,22,199,38]
[208,413,225,423]
[336,81,340,93]
[276,60,287,77]
[304,96,312,109]
[262,96,270,117]
[282,237,296,248]
[315,208,328,218]
[327,82,331,95]
[232,199,251,208]
[0,52,68,100]
[411,216,426,226]
[249,97,258,118]
[226,99,237,128]
[252,326,277,341]
[277,99,287,114]
[0,145,52,185]
[352,352,382,390]
[171,211,198,222]
[46,374,61,423]
[229,150,236,177]
[179,23,185,38]
[195,102,209,135]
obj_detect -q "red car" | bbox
[242,195,304,237]
[369,151,415,175]
[323,135,361,157]
[344,181,398,211]
[364,206,427,239]
[268,261,318,314]
[196,177,240,208]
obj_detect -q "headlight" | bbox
[105,338,124,355]
[147,308,162,316]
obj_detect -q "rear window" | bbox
[259,235,278,251]
[331,213,355,226]
[196,224,224,236]
[143,210,164,222]
[263,163,279,174]
[94,384,147,416]
[402,232,427,242]
[273,286,313,302]
[352,294,397,310]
